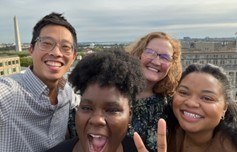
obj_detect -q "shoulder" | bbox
[0,76,21,123]
[46,137,79,152]
[0,76,19,101]
[0,76,18,87]
[63,83,80,108]
[0,73,29,98]
[210,131,237,151]
[62,82,75,98]
[0,72,28,91]
[122,135,138,152]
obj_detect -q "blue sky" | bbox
[0,0,237,43]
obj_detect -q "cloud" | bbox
[0,0,237,43]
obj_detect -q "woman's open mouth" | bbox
[88,134,108,152]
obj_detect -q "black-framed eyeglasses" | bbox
[35,37,74,56]
[143,48,173,63]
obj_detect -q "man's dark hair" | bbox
[30,12,77,51]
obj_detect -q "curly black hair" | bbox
[68,50,145,106]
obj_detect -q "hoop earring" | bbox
[221,115,225,120]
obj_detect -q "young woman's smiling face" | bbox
[173,72,227,134]
[75,83,131,152]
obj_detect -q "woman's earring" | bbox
[221,115,225,120]
[221,111,226,120]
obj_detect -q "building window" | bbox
[0,71,3,75]
[0,62,2,67]
[13,68,16,72]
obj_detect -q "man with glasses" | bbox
[0,12,79,152]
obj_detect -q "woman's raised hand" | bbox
[134,118,167,152]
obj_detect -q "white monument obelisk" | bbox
[235,32,237,52]
[14,16,22,52]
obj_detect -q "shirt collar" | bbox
[23,67,67,97]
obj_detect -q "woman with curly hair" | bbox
[125,32,182,152]
[47,50,145,152]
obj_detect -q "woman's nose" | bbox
[184,95,200,108]
[89,111,107,127]
[151,56,162,65]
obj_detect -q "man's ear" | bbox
[72,51,77,60]
[29,44,34,55]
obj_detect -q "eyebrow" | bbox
[178,85,217,95]
[145,48,170,55]
[81,98,121,105]
[39,36,73,44]
[146,48,172,55]
[201,90,217,95]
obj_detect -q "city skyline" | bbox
[0,0,237,43]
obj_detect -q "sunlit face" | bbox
[140,38,173,86]
[76,83,132,152]
[173,72,227,134]
[29,25,76,83]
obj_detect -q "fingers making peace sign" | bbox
[134,118,167,152]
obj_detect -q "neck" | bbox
[137,82,154,99]
[46,80,59,105]
[31,67,60,105]
[48,87,58,105]
[182,131,213,152]
[116,144,123,152]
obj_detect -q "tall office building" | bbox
[14,16,22,52]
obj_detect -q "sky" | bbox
[0,0,237,43]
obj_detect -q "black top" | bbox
[46,135,137,152]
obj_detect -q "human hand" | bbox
[133,118,167,152]
[157,118,167,152]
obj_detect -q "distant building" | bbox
[89,43,95,49]
[81,48,94,54]
[0,56,21,76]
[181,38,237,101]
